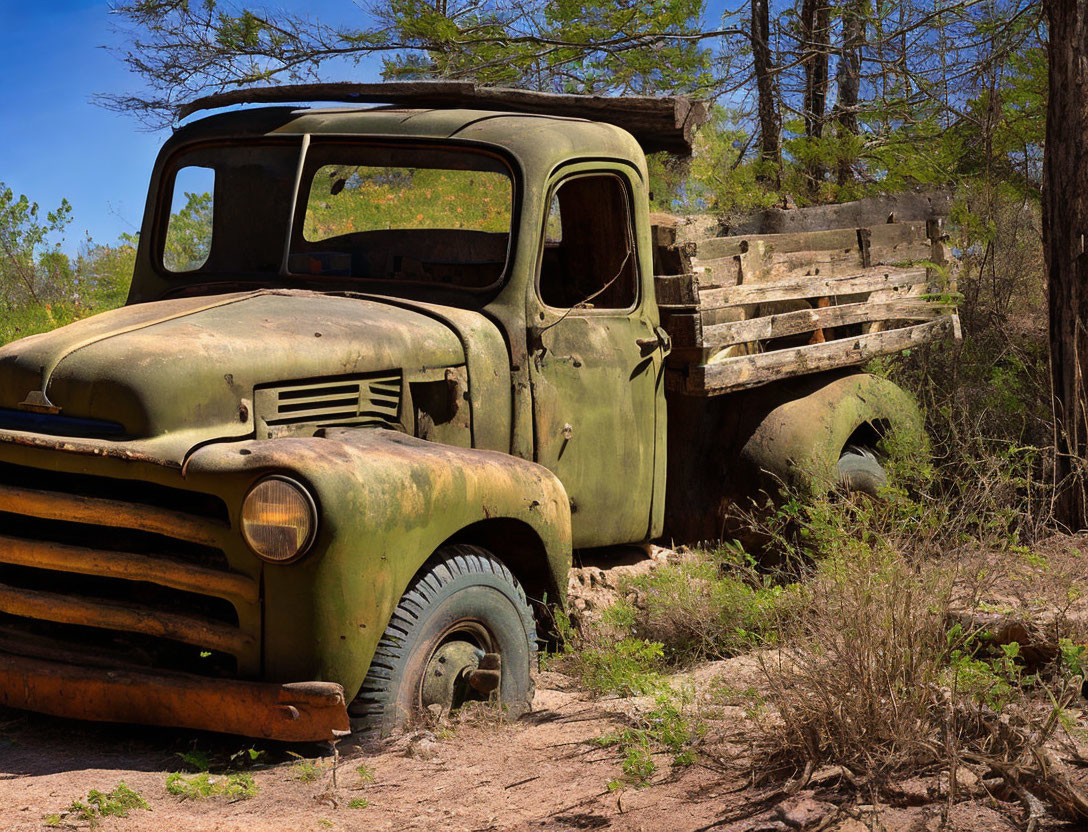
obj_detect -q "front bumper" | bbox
[0,652,351,742]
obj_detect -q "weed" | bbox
[286,751,324,782]
[165,771,258,800]
[594,692,706,787]
[355,763,375,784]
[230,746,266,766]
[175,749,212,772]
[1059,638,1088,680]
[348,797,370,809]
[47,783,148,829]
[562,637,666,697]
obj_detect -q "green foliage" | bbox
[612,543,801,663]
[944,628,1035,711]
[594,692,706,787]
[163,191,213,273]
[377,0,712,95]
[355,763,375,784]
[649,106,781,218]
[1059,638,1088,679]
[547,604,666,696]
[165,771,258,800]
[0,183,74,306]
[0,184,135,346]
[50,783,149,828]
[560,636,667,697]
[176,749,213,772]
[286,751,324,782]
[348,797,371,809]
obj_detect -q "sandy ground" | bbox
[0,670,751,832]
[0,662,1042,832]
[2,543,1084,831]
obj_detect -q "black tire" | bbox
[350,544,537,737]
[836,445,888,497]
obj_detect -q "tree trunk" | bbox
[751,0,780,185]
[800,0,830,192]
[1046,0,1088,529]
[834,0,863,186]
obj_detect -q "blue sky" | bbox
[0,2,731,254]
[0,0,378,253]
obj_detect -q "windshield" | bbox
[157,139,515,292]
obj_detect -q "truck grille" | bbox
[0,461,258,677]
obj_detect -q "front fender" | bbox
[185,429,571,698]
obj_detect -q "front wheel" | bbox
[349,544,537,737]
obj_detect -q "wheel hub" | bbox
[420,640,483,711]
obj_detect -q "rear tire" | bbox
[349,544,536,737]
[836,446,888,497]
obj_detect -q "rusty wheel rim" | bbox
[418,619,495,713]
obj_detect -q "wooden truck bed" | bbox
[652,218,960,396]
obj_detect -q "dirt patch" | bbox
[568,544,675,621]
[0,673,764,832]
[3,660,1074,832]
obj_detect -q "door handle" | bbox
[636,326,672,356]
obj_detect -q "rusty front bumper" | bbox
[0,652,351,742]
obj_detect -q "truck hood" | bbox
[0,290,466,439]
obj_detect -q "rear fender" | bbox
[185,429,571,698]
[740,372,924,495]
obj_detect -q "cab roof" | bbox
[169,105,654,175]
[174,81,707,156]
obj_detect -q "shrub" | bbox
[610,544,803,663]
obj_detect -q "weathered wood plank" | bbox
[700,298,944,347]
[659,311,703,347]
[654,273,700,307]
[689,317,954,394]
[691,237,748,261]
[692,227,860,257]
[697,267,928,309]
[868,222,933,264]
[689,256,740,284]
[178,82,710,155]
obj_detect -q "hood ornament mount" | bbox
[18,390,61,415]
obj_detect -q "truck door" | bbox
[528,168,666,548]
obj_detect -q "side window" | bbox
[163,165,214,273]
[539,174,638,310]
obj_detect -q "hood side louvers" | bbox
[255,372,402,438]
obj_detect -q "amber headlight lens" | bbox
[240,476,317,562]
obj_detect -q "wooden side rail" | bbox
[681,317,958,394]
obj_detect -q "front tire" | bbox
[350,544,537,737]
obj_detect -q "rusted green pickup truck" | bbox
[0,83,955,741]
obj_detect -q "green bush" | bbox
[611,544,803,663]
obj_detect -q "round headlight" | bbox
[241,476,317,562]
